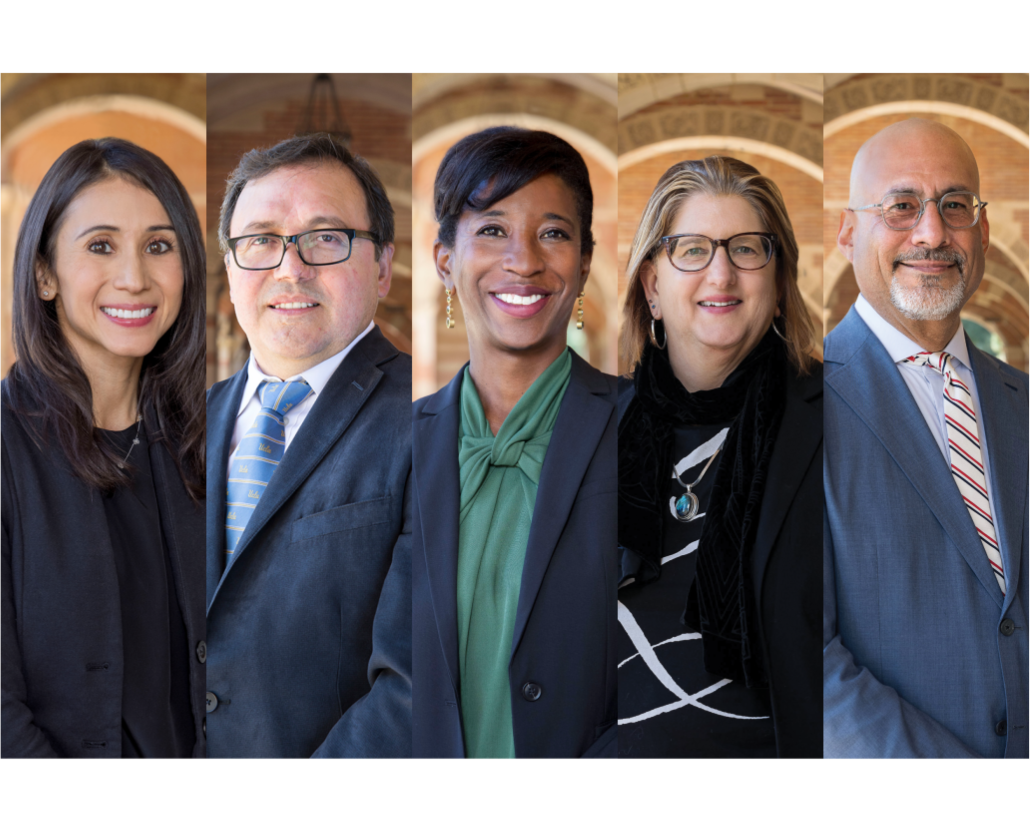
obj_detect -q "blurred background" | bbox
[823,73,1029,372]
[206,73,412,387]
[411,73,619,399]
[617,73,825,374]
[0,73,206,380]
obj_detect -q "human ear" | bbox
[35,260,56,300]
[837,210,856,263]
[376,243,395,299]
[577,250,592,293]
[434,240,455,292]
[639,260,661,319]
[979,207,990,256]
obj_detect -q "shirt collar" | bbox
[854,293,971,371]
[236,320,375,416]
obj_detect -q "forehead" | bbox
[858,130,979,199]
[467,173,578,221]
[669,193,765,235]
[231,161,368,235]
[62,176,169,231]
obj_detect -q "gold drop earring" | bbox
[576,291,585,330]
[445,287,455,329]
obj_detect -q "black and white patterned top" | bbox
[618,422,775,758]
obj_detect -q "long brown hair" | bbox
[622,156,814,374]
[7,137,205,501]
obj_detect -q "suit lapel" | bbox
[209,331,394,607]
[968,343,1028,611]
[510,355,613,658]
[206,369,248,610]
[413,372,464,697]
[826,310,1004,607]
[752,370,822,600]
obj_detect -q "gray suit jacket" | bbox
[823,306,1028,758]
[205,327,411,757]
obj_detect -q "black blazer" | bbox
[205,327,411,758]
[617,362,823,758]
[1,381,206,758]
[413,351,618,758]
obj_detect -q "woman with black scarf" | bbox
[617,157,822,758]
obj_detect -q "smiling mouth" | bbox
[699,300,742,307]
[101,306,156,319]
[494,293,546,306]
[270,302,319,309]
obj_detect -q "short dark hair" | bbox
[218,133,394,260]
[8,137,206,500]
[434,126,595,255]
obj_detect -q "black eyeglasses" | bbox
[227,228,378,270]
[660,232,777,272]
[847,191,986,231]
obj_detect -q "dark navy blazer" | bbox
[824,307,1029,757]
[412,351,618,758]
[205,327,412,758]
[1,384,206,758]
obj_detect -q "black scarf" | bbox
[618,327,787,688]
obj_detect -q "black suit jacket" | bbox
[205,327,412,758]
[618,362,824,758]
[412,351,618,757]
[1,382,206,758]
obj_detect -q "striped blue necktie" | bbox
[225,379,312,561]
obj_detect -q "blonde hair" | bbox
[621,156,814,374]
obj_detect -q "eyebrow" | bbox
[237,215,350,234]
[882,185,973,198]
[76,224,176,240]
[476,209,575,225]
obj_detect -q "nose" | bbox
[113,252,151,293]
[502,230,546,278]
[703,245,736,287]
[910,198,949,249]
[274,240,317,281]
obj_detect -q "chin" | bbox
[889,277,966,321]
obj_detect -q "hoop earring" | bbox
[771,318,786,342]
[576,291,585,330]
[445,287,455,329]
[649,318,667,350]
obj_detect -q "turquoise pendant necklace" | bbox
[669,446,721,523]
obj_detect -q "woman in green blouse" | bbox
[412,126,618,758]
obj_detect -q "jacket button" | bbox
[521,682,542,702]
[206,692,219,713]
[999,619,1016,637]
[196,640,207,663]
[995,720,1007,736]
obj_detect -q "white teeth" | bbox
[272,302,317,309]
[699,300,741,307]
[102,307,155,319]
[496,293,545,306]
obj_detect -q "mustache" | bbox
[893,247,966,271]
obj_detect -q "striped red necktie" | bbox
[904,351,1006,595]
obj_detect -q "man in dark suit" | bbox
[824,118,1028,757]
[206,134,411,757]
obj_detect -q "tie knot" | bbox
[259,379,312,415]
[904,351,952,377]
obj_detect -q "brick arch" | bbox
[1,74,206,133]
[825,74,1029,139]
[618,74,822,119]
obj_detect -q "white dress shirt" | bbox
[854,293,998,515]
[226,320,374,481]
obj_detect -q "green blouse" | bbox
[456,348,572,758]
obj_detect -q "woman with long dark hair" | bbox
[2,137,207,757]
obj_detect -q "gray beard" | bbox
[889,268,967,321]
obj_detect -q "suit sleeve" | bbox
[1,449,58,758]
[822,508,980,758]
[311,468,412,758]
